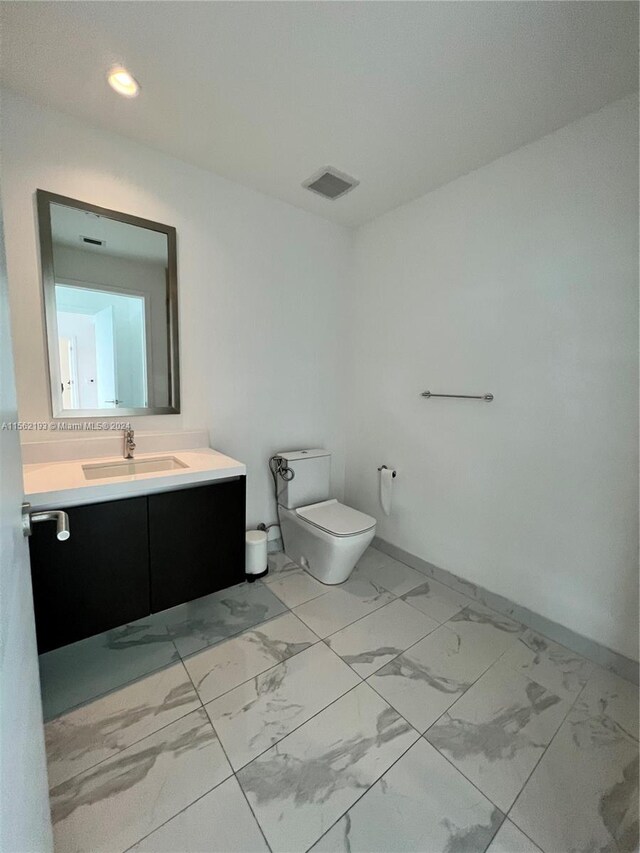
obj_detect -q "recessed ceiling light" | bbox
[107,67,140,98]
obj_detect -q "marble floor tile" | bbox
[312,738,503,853]
[45,662,201,788]
[510,669,639,853]
[485,820,542,853]
[326,599,438,677]
[353,551,426,596]
[51,708,231,853]
[154,581,288,657]
[425,663,571,812]
[39,619,181,721]
[499,629,593,700]
[266,551,301,577]
[401,577,474,624]
[353,547,389,572]
[367,618,519,732]
[576,665,639,737]
[204,642,360,769]
[263,568,328,608]
[444,604,523,656]
[183,612,318,704]
[130,776,269,852]
[293,577,395,638]
[237,682,418,853]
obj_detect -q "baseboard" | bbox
[373,536,639,686]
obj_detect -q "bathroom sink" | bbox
[82,456,188,480]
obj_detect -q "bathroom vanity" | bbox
[24,445,246,653]
[24,194,251,654]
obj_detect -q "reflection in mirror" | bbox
[37,192,179,416]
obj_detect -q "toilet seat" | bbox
[295,499,376,537]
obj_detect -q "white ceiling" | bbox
[1,2,637,227]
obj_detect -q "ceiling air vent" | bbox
[302,167,359,200]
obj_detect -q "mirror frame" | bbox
[36,189,180,418]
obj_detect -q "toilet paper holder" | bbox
[377,465,397,478]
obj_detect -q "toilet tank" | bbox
[277,449,331,509]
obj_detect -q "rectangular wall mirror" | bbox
[36,190,180,417]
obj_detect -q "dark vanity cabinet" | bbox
[29,478,246,653]
[149,477,245,612]
[29,497,150,654]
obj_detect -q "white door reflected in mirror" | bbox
[55,285,147,409]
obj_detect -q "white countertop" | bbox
[23,447,246,510]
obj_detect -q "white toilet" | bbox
[276,449,376,585]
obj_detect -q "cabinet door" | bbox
[148,478,246,613]
[29,497,150,653]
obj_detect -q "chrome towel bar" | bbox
[421,391,494,401]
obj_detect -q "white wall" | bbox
[346,95,639,661]
[0,216,53,852]
[0,90,352,529]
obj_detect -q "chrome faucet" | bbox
[124,428,136,460]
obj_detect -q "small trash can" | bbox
[245,529,268,582]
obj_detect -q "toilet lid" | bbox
[296,499,376,537]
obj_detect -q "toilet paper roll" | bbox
[379,467,394,516]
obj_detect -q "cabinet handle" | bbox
[22,502,70,541]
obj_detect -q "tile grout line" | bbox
[45,592,293,722]
[362,648,516,849]
[298,655,511,852]
[321,616,441,681]
[277,549,637,691]
[301,724,424,853]
[120,778,237,853]
[292,589,401,636]
[182,655,274,853]
[215,676,367,776]
[373,542,639,686]
[353,607,466,673]
[413,648,589,833]
[199,638,342,719]
[233,679,396,851]
[359,603,522,715]
[121,659,275,853]
[262,571,329,608]
[46,657,205,791]
[44,579,291,722]
[372,548,592,656]
[48,701,209,796]
[42,630,185,722]
[361,639,546,823]
[179,625,325,707]
[171,602,290,661]
[504,673,595,847]
[322,594,441,641]
[45,599,310,795]
[312,619,517,848]
[319,638,366,681]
